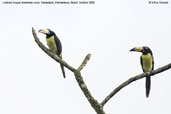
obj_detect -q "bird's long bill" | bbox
[130,47,143,52]
[38,29,49,34]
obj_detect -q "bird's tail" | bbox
[59,55,66,78]
[60,63,66,78]
[146,76,151,97]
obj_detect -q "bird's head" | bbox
[38,29,54,37]
[130,46,152,55]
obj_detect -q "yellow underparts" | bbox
[141,53,153,72]
[46,35,57,54]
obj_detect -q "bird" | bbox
[130,46,154,97]
[39,29,66,78]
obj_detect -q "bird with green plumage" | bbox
[39,29,66,78]
[130,46,154,97]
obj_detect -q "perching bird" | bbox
[39,29,66,78]
[130,46,154,97]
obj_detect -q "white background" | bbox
[0,0,171,113]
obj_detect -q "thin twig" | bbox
[100,63,171,107]
[77,54,91,71]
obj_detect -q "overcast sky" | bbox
[0,0,171,114]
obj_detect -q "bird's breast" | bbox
[141,53,153,72]
[46,36,57,53]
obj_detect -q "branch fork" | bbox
[32,27,171,114]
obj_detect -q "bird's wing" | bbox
[54,35,62,55]
[152,55,154,70]
[140,56,145,72]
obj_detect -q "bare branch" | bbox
[32,27,76,72]
[32,27,105,114]
[100,63,171,107]
[77,54,91,71]
[74,71,105,114]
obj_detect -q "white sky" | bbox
[0,0,171,114]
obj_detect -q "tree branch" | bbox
[74,71,105,114]
[32,28,105,114]
[100,63,171,107]
[77,54,91,71]
[32,27,171,113]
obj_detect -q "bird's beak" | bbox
[130,47,143,52]
[38,29,49,34]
